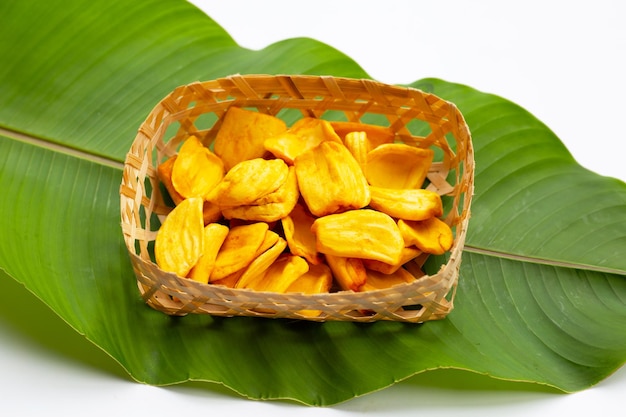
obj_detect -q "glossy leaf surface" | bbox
[0,0,624,406]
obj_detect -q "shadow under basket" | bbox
[120,74,474,323]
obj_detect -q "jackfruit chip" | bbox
[368,186,443,221]
[286,262,333,317]
[157,156,184,205]
[211,222,269,280]
[210,273,240,288]
[221,166,299,222]
[263,132,307,165]
[243,254,309,293]
[208,158,289,208]
[264,117,342,164]
[289,117,342,144]
[330,121,395,149]
[360,267,417,292]
[171,135,224,199]
[234,232,287,289]
[362,246,422,275]
[294,141,370,217]
[202,200,223,225]
[325,254,367,292]
[287,262,333,294]
[366,143,434,189]
[213,106,287,171]
[187,223,229,284]
[311,209,404,265]
[397,217,454,255]
[343,131,370,173]
[281,203,322,265]
[155,197,204,278]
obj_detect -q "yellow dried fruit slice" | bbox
[218,230,279,287]
[249,166,298,206]
[289,117,342,144]
[366,143,434,189]
[187,223,230,284]
[325,254,367,292]
[281,203,322,265]
[294,141,370,217]
[264,117,341,164]
[360,267,417,292]
[286,262,333,317]
[234,232,287,289]
[157,154,222,226]
[311,209,404,265]
[397,217,454,255]
[368,186,443,221]
[202,200,223,225]
[287,262,333,294]
[344,131,370,173]
[154,197,204,277]
[362,246,422,275]
[211,222,269,280]
[221,201,292,223]
[244,254,309,293]
[210,273,240,288]
[221,166,299,222]
[213,106,287,171]
[171,135,224,199]
[156,155,184,205]
[208,158,289,208]
[330,121,395,148]
[263,132,307,165]
[255,229,281,253]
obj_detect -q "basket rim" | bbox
[120,73,475,322]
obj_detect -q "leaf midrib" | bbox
[0,126,124,170]
[465,245,626,276]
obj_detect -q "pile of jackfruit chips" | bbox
[155,107,453,305]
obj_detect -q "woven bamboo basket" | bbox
[120,74,474,323]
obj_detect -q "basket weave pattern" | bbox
[120,74,474,323]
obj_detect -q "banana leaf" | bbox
[1,0,624,406]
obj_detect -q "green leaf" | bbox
[412,79,626,274]
[1,0,624,406]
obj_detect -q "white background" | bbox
[1,0,625,416]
